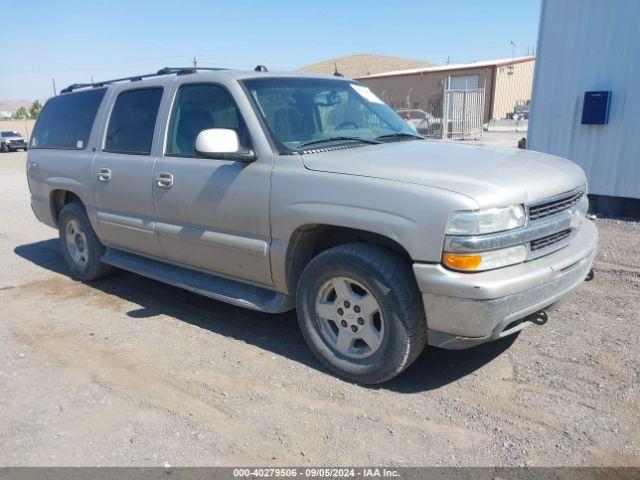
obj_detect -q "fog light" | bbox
[443,245,527,272]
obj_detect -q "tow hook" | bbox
[530,310,548,326]
[585,269,594,281]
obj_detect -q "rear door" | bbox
[92,86,166,257]
[151,81,273,286]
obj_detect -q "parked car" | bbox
[396,109,442,136]
[1,130,28,152]
[513,100,530,120]
[26,67,597,384]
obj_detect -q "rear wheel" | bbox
[296,243,427,384]
[58,202,115,281]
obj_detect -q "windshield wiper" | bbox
[297,136,381,149]
[375,132,424,141]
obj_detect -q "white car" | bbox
[0,130,28,152]
[396,109,442,136]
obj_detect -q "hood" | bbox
[301,140,586,208]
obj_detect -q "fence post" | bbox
[442,84,448,139]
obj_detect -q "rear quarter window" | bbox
[30,88,106,149]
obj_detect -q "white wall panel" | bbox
[528,0,640,199]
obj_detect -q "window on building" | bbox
[449,75,480,90]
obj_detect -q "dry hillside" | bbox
[297,54,435,79]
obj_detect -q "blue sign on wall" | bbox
[581,91,611,125]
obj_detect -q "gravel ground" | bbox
[0,151,638,467]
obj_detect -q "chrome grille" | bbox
[528,191,583,221]
[530,229,571,251]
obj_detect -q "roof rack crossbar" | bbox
[60,66,229,93]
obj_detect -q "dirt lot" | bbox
[1,150,638,467]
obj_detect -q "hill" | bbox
[297,54,435,79]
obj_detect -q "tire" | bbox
[58,202,115,281]
[296,243,427,384]
[0,143,8,153]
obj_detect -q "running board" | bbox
[101,248,294,313]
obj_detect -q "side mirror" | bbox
[194,128,256,162]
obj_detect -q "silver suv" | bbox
[1,130,28,152]
[27,67,597,384]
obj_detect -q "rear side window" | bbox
[104,88,163,155]
[30,89,106,149]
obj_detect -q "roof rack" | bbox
[60,66,228,94]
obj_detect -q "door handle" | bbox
[97,168,111,182]
[156,172,174,188]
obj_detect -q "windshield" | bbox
[1,131,20,137]
[242,78,419,152]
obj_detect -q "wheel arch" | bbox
[50,189,84,226]
[281,223,413,295]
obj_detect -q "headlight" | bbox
[445,205,525,235]
[443,245,527,271]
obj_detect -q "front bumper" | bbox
[413,220,598,349]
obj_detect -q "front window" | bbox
[1,131,20,136]
[242,78,420,152]
[165,83,250,156]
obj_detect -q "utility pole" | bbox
[510,40,515,59]
[192,55,198,68]
[52,77,57,96]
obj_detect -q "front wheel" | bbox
[0,143,8,153]
[58,202,115,281]
[296,243,427,384]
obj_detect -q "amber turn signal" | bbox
[442,253,482,270]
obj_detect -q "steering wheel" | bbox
[335,121,359,130]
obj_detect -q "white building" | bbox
[528,0,640,215]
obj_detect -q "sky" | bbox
[1,0,541,100]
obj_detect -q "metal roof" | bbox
[358,56,536,79]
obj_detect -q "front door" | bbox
[92,86,165,258]
[151,82,272,286]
